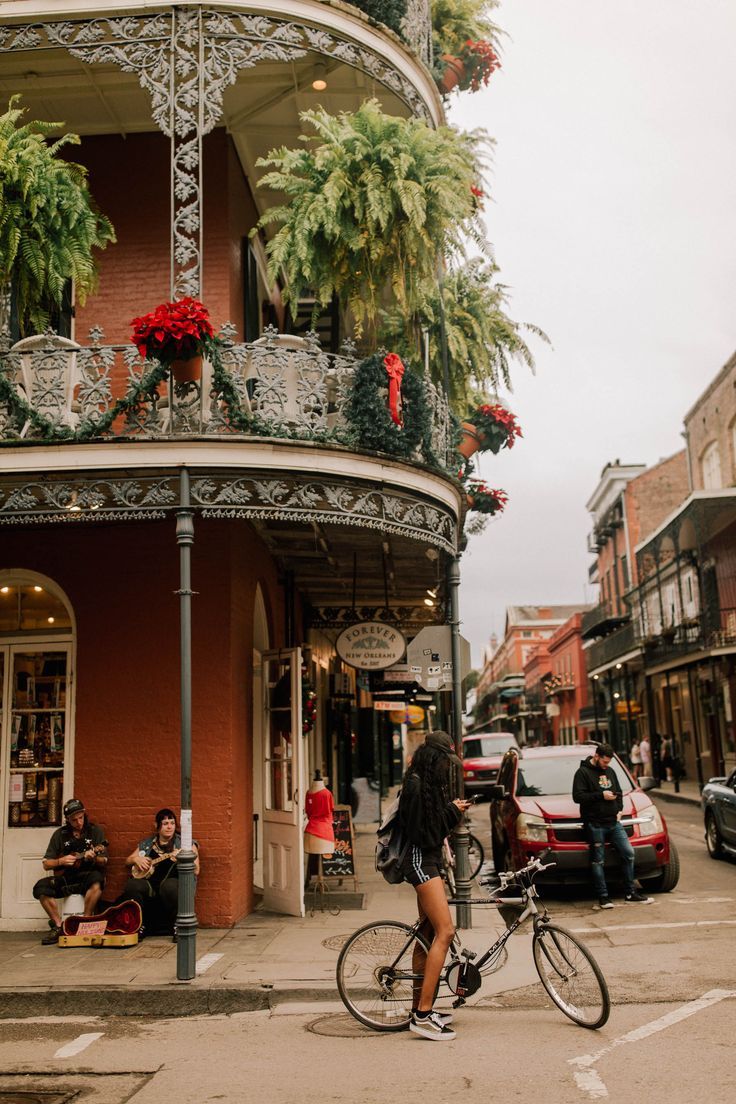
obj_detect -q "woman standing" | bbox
[629,737,642,780]
[399,731,472,1041]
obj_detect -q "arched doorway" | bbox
[0,571,75,924]
[251,584,269,895]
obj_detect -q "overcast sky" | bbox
[452,0,736,667]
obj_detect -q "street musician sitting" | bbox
[121,808,199,940]
[33,797,108,945]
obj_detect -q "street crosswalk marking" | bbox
[568,989,736,1099]
[54,1031,104,1059]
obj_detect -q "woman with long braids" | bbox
[399,730,471,1041]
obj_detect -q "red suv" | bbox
[489,744,679,892]
[462,732,519,798]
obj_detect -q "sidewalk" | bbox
[649,778,702,807]
[0,813,541,1020]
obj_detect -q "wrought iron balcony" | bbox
[581,601,629,640]
[584,621,638,672]
[0,326,454,469]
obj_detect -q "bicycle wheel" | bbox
[336,921,430,1032]
[468,834,484,880]
[532,923,610,1029]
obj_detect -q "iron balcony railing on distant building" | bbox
[581,601,630,640]
[584,621,638,672]
[0,327,454,468]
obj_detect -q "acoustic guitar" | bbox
[131,849,180,879]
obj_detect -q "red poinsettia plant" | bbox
[131,297,215,365]
[462,39,501,92]
[466,481,508,515]
[467,400,523,453]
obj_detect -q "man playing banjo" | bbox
[121,808,199,940]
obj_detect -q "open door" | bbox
[262,648,304,916]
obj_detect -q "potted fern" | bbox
[0,97,115,339]
[253,99,485,339]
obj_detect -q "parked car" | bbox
[489,743,679,892]
[702,768,736,860]
[462,732,519,798]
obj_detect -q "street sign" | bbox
[335,622,406,670]
[406,626,472,691]
[389,705,425,725]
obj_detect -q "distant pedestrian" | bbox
[639,735,652,777]
[399,731,472,1041]
[572,744,653,909]
[629,737,642,780]
[660,736,674,782]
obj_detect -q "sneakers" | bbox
[598,897,615,910]
[412,1008,453,1025]
[409,1010,456,1041]
[41,924,61,945]
[625,891,654,904]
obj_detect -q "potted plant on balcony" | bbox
[432,0,503,94]
[131,297,215,383]
[459,395,522,458]
[465,480,508,515]
[0,98,115,340]
[253,99,485,339]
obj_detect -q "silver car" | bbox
[702,768,736,860]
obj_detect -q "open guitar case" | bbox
[59,900,142,947]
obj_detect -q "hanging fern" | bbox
[0,97,115,337]
[254,100,490,338]
[379,258,549,414]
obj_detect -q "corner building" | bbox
[0,1,463,925]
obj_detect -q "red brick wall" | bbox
[625,451,689,565]
[684,352,736,490]
[1,516,283,926]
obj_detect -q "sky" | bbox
[452,0,736,667]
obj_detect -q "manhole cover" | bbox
[0,1095,75,1103]
[306,1013,384,1039]
[321,934,351,951]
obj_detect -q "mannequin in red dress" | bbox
[304,771,335,856]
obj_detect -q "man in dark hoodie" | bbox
[572,744,652,909]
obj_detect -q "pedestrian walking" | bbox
[629,737,642,780]
[660,736,674,782]
[572,743,652,909]
[399,730,472,1041]
[639,734,652,777]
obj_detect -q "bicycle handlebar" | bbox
[496,854,557,888]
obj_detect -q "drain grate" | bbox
[306,1013,384,1038]
[321,934,351,951]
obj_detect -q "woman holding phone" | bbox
[399,730,472,1041]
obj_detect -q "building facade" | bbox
[0,1,465,927]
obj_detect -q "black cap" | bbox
[63,797,85,819]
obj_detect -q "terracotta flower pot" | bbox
[440,55,466,94]
[170,354,203,383]
[466,494,475,509]
[458,421,483,459]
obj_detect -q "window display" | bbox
[7,651,67,828]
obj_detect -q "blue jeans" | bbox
[587,821,635,898]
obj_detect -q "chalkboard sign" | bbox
[321,805,356,879]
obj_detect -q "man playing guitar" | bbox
[33,797,108,945]
[121,808,199,940]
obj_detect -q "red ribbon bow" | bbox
[383,353,405,427]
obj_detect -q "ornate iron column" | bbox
[176,466,197,979]
[448,554,471,929]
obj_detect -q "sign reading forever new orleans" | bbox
[335,622,407,670]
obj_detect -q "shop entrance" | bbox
[0,574,74,923]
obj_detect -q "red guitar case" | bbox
[59,900,142,947]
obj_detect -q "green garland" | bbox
[343,352,435,464]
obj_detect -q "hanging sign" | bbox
[336,622,406,671]
[406,626,472,691]
[389,705,425,725]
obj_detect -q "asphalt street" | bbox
[1,797,734,1104]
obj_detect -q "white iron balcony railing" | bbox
[0,326,455,469]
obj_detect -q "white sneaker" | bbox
[412,1008,453,1025]
[409,1011,457,1041]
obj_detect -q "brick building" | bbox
[684,350,736,492]
[0,2,461,928]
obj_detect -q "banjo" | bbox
[131,848,180,880]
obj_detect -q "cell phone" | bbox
[465,794,480,804]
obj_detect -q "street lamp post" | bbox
[448,555,471,930]
[176,467,197,980]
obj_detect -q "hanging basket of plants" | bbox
[458,401,522,458]
[131,297,215,383]
[466,482,508,515]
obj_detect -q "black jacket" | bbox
[572,756,623,825]
[399,772,461,849]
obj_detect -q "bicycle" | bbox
[441,833,485,896]
[336,855,610,1031]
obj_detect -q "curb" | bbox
[651,789,701,808]
[0,985,342,1019]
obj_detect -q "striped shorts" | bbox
[401,845,443,887]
